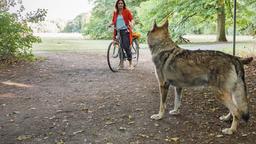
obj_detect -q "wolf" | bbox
[147,20,253,135]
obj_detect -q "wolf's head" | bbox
[147,20,170,49]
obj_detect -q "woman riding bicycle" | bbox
[109,0,134,70]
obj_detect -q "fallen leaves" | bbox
[30,107,36,110]
[165,136,179,142]
[154,123,159,127]
[56,139,65,144]
[119,127,126,131]
[128,121,135,124]
[242,133,250,137]
[138,133,149,138]
[105,120,115,125]
[215,134,224,138]
[16,135,32,141]
[210,107,218,112]
[73,130,84,135]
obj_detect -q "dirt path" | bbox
[0,50,256,144]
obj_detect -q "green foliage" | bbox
[236,0,256,35]
[137,0,219,42]
[83,0,115,39]
[85,0,256,42]
[136,0,256,42]
[0,12,41,61]
[0,0,47,22]
[0,0,47,62]
[25,9,47,23]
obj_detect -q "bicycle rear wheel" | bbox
[131,38,139,66]
[107,42,121,72]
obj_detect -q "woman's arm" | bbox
[126,9,134,29]
[129,19,134,29]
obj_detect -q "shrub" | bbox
[0,12,41,62]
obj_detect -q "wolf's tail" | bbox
[232,58,250,122]
[242,109,250,122]
[232,80,250,122]
[240,96,250,122]
[241,81,250,122]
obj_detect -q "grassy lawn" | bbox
[32,34,256,56]
[181,42,256,57]
[218,43,256,57]
[33,38,110,53]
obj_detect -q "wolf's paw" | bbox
[222,128,235,135]
[219,116,231,121]
[150,114,163,120]
[169,110,180,115]
[219,113,231,122]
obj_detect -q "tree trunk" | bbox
[216,0,227,42]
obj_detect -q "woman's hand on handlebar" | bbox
[108,23,113,28]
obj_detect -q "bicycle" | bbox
[107,29,140,72]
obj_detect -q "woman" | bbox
[110,0,134,70]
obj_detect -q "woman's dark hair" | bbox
[115,0,126,12]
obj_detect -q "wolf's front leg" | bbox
[169,87,182,115]
[151,82,169,120]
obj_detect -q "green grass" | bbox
[179,41,256,57]
[33,36,256,57]
[33,38,111,53]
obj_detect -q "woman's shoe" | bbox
[128,61,134,70]
[117,61,124,70]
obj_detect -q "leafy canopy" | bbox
[84,0,256,41]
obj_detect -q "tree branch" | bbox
[177,12,197,26]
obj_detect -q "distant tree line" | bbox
[62,13,87,33]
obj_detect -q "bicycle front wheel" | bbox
[107,42,120,72]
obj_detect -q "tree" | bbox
[217,0,227,41]
[137,0,255,42]
[0,0,47,62]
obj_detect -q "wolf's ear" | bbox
[151,20,158,31]
[153,20,158,29]
[163,20,168,28]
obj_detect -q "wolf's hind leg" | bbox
[151,81,169,120]
[169,87,182,115]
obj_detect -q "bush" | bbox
[0,12,41,62]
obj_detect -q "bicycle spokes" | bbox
[112,45,119,58]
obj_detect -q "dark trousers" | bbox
[119,29,132,61]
